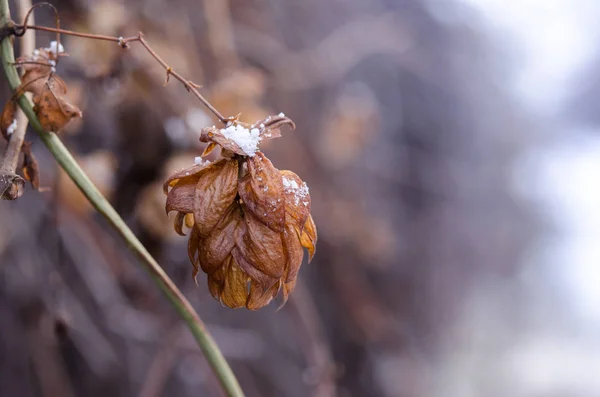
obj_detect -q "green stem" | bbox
[0,3,244,397]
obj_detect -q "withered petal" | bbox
[174,212,187,236]
[300,215,317,262]
[198,204,241,276]
[255,115,295,143]
[231,246,278,288]
[184,213,195,229]
[207,264,226,300]
[239,152,285,232]
[280,170,311,232]
[234,211,286,279]
[221,259,250,309]
[33,76,82,133]
[200,126,247,157]
[163,162,212,194]
[193,159,239,236]
[165,180,196,214]
[283,224,304,283]
[246,279,281,310]
[201,142,217,157]
[16,48,53,96]
[1,99,16,140]
[281,278,297,307]
[187,227,201,283]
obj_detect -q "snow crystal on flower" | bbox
[282,176,309,206]
[6,119,17,136]
[194,156,209,166]
[45,41,65,56]
[278,112,285,117]
[220,124,261,156]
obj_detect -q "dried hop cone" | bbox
[164,114,317,310]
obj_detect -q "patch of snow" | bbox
[282,175,310,206]
[45,41,65,56]
[194,156,209,166]
[220,123,260,156]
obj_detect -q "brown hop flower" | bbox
[164,114,317,310]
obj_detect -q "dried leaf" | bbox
[246,279,281,310]
[221,259,250,309]
[239,152,285,232]
[255,114,295,142]
[300,215,317,262]
[234,211,286,282]
[201,142,217,157]
[1,99,16,140]
[197,204,241,276]
[163,162,212,194]
[207,262,227,300]
[193,159,238,236]
[282,279,297,306]
[199,114,295,157]
[166,177,198,214]
[283,223,304,283]
[33,76,82,132]
[280,170,311,232]
[21,141,39,189]
[188,226,201,282]
[16,48,54,96]
[173,212,187,236]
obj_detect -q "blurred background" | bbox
[1,0,600,396]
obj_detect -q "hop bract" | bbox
[164,115,316,310]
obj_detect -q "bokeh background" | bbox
[1,0,600,396]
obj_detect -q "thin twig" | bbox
[18,24,228,123]
[0,3,244,396]
[23,23,135,43]
[0,0,35,199]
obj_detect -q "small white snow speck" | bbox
[278,112,285,117]
[260,123,265,128]
[33,49,39,56]
[263,186,268,192]
[45,41,65,56]
[194,156,209,166]
[185,172,190,176]
[6,119,17,136]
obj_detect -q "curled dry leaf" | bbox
[20,141,40,190]
[16,48,55,95]
[33,75,82,133]
[238,152,285,232]
[15,44,82,133]
[165,114,316,309]
[199,114,295,157]
[1,99,16,140]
